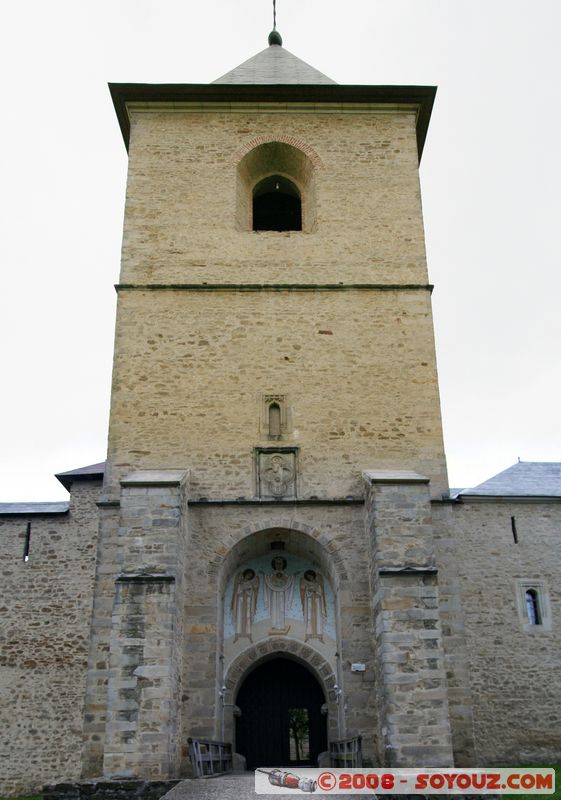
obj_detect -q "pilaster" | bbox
[364,471,454,767]
[102,470,188,779]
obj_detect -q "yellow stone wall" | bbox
[119,110,430,285]
[105,108,448,498]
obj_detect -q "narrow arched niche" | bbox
[236,141,317,233]
[268,402,282,437]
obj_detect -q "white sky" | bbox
[0,0,559,501]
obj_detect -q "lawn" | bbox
[504,764,560,800]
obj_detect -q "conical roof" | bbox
[213,41,336,85]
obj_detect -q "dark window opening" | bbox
[253,175,302,232]
[23,522,31,562]
[511,516,518,544]
[525,589,541,625]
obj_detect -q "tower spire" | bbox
[268,0,283,46]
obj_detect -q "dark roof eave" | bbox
[0,502,70,516]
[109,82,437,162]
[55,463,105,491]
[458,493,561,503]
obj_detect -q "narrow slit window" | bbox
[23,522,31,562]
[511,516,518,543]
[525,589,541,625]
[253,175,302,232]
[269,403,281,437]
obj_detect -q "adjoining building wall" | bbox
[446,499,561,765]
[1,484,560,794]
[0,481,101,796]
[431,501,477,766]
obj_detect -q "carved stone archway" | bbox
[225,638,337,698]
[222,639,340,750]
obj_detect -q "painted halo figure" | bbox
[231,568,260,643]
[300,569,327,642]
[263,556,294,634]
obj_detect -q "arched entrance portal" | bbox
[235,657,327,769]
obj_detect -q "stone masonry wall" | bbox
[0,481,101,796]
[105,288,448,499]
[81,504,120,778]
[121,110,428,286]
[82,499,380,776]
[179,503,378,771]
[85,472,188,781]
[103,106,448,500]
[364,473,454,767]
[430,502,476,766]
[447,499,561,765]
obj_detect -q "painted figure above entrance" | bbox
[224,553,336,668]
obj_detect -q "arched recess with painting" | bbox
[217,525,344,767]
[235,140,319,233]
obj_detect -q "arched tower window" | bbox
[236,141,317,232]
[525,589,541,625]
[253,176,301,231]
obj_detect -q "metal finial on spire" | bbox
[268,0,283,45]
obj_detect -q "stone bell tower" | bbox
[81,27,464,780]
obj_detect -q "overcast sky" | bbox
[1,0,559,501]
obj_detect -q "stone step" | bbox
[163,773,365,800]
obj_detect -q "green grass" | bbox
[504,764,560,800]
[0,796,42,800]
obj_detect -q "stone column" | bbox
[102,470,188,779]
[364,471,454,767]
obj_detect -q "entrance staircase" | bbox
[163,773,361,800]
[175,737,366,799]
[164,773,258,800]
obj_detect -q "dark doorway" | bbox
[235,657,327,769]
[253,175,302,231]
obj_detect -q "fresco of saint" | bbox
[231,568,260,643]
[263,556,294,634]
[300,569,327,642]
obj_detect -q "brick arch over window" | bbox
[230,134,325,171]
[235,141,319,232]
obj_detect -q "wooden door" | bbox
[235,657,327,770]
